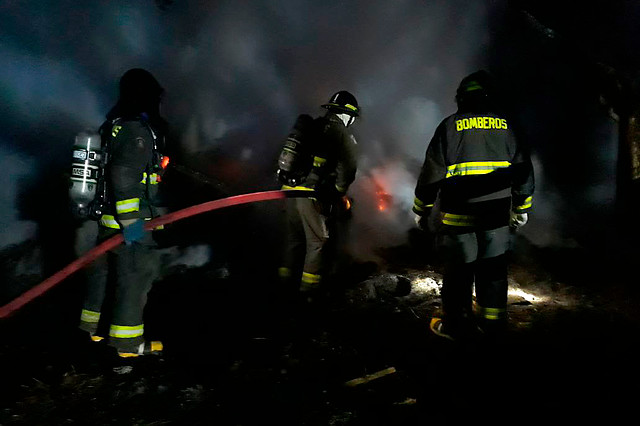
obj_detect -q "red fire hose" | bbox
[0,189,314,319]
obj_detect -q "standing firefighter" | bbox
[78,68,168,357]
[277,91,359,299]
[413,71,534,340]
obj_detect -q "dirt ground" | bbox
[1,228,640,426]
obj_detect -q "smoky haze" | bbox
[0,0,630,263]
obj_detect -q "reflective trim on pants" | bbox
[116,198,140,214]
[278,267,292,278]
[109,324,144,338]
[302,271,321,284]
[80,309,100,323]
[477,305,507,320]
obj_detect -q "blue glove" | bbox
[123,219,146,245]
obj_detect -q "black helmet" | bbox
[456,70,493,100]
[322,90,360,116]
[119,68,164,111]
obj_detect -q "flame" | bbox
[376,190,391,212]
[371,174,392,213]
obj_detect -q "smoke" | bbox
[0,0,490,249]
[0,0,629,264]
[0,49,103,126]
[0,146,37,247]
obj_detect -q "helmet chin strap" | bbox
[336,113,355,127]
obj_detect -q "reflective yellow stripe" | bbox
[140,172,160,185]
[109,324,144,338]
[413,197,434,212]
[463,83,483,92]
[325,102,358,113]
[278,267,291,278]
[116,198,140,214]
[302,272,321,284]
[281,185,315,191]
[80,309,100,323]
[99,214,121,229]
[335,184,347,193]
[515,196,533,212]
[477,306,507,320]
[442,212,475,227]
[313,156,327,168]
[446,161,511,178]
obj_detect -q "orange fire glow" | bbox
[377,190,391,212]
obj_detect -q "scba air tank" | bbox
[277,114,314,186]
[69,132,102,220]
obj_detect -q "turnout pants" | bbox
[79,226,161,352]
[280,197,330,292]
[440,226,510,333]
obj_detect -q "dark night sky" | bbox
[0,0,637,258]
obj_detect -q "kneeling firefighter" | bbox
[277,91,360,298]
[413,70,534,340]
[77,68,169,357]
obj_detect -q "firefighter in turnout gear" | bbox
[78,68,167,357]
[278,91,359,299]
[413,70,534,340]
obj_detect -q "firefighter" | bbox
[278,91,359,300]
[413,70,534,340]
[78,68,167,357]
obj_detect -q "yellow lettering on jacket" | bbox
[455,117,508,131]
[111,125,122,138]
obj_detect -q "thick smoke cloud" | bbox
[0,0,633,262]
[0,146,36,247]
[0,0,496,252]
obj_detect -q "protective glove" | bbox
[509,211,528,230]
[123,219,146,245]
[414,211,431,231]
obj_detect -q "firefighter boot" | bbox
[430,317,455,341]
[430,310,481,343]
[299,271,322,303]
[118,341,164,358]
[436,262,479,341]
[475,255,508,342]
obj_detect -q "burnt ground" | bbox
[2,224,640,426]
[1,163,640,426]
